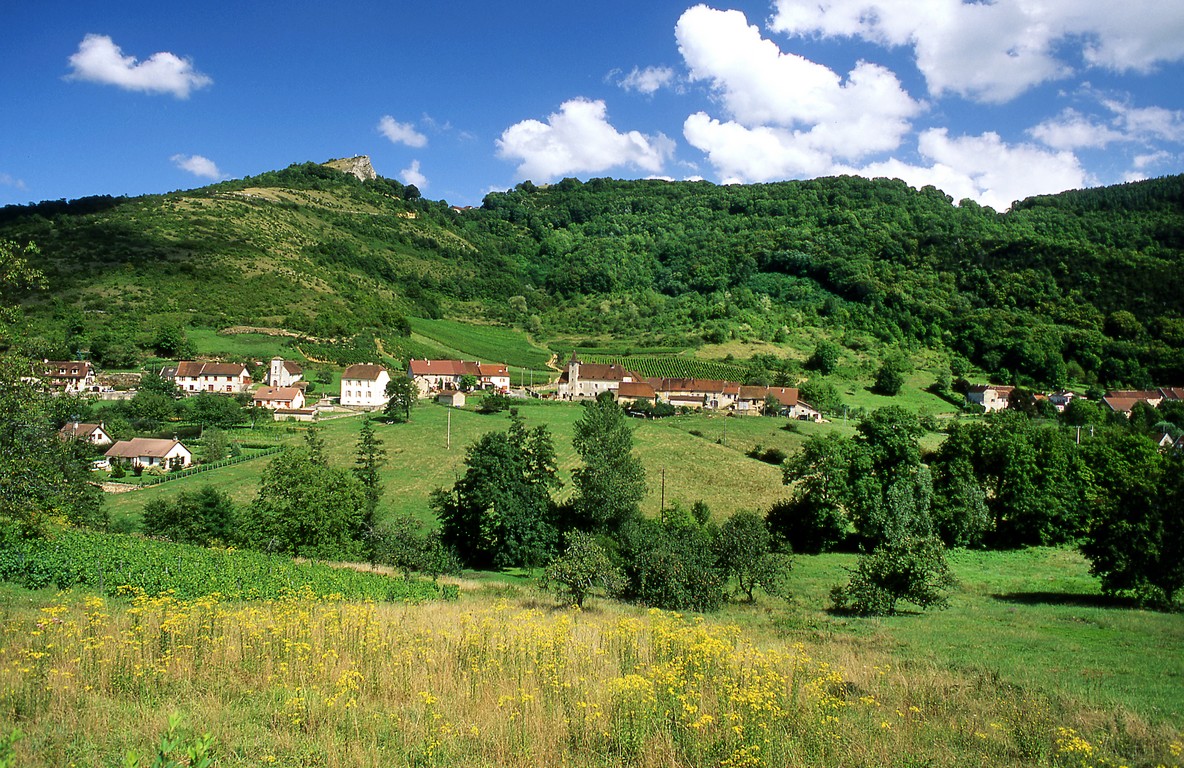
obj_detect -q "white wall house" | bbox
[252,386,306,410]
[340,364,391,409]
[164,361,252,394]
[268,357,303,388]
[105,438,193,469]
[59,422,114,446]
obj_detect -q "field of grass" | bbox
[0,546,1179,767]
[103,401,826,531]
[187,328,298,361]
[408,318,553,370]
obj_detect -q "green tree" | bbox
[714,510,792,602]
[240,446,368,559]
[153,322,195,359]
[187,393,244,430]
[142,485,235,546]
[1080,434,1183,608]
[570,392,647,532]
[0,357,105,536]
[830,535,956,616]
[200,427,229,463]
[384,375,418,423]
[432,413,560,569]
[544,531,625,608]
[372,513,459,581]
[459,373,479,392]
[353,417,387,553]
[808,340,841,375]
[620,514,726,612]
[799,378,842,415]
[873,354,910,396]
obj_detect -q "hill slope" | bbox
[2,164,1181,386]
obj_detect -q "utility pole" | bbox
[446,407,451,450]
[660,468,665,515]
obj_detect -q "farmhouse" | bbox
[34,360,97,394]
[966,384,1014,412]
[268,357,303,388]
[252,386,305,410]
[652,378,739,410]
[556,355,644,399]
[163,361,252,394]
[341,364,390,409]
[734,386,822,420]
[105,438,192,470]
[615,381,657,405]
[408,359,511,396]
[59,421,113,446]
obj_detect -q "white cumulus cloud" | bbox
[0,173,26,191]
[400,160,427,189]
[675,6,920,181]
[770,0,1184,103]
[170,154,223,180]
[378,116,428,148]
[66,34,211,99]
[497,98,675,181]
[853,129,1089,210]
[618,66,677,95]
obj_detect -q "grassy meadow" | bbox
[0,547,1180,767]
[103,400,832,531]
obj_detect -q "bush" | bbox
[766,496,848,554]
[830,536,956,616]
[620,518,726,612]
[544,531,624,608]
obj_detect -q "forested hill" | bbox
[1,162,1182,387]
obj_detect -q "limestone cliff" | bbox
[322,155,377,182]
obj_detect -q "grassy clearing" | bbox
[408,318,553,369]
[103,403,827,530]
[0,547,1179,767]
[187,328,297,361]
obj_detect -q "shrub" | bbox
[544,531,624,608]
[830,536,956,616]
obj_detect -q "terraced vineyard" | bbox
[580,354,751,382]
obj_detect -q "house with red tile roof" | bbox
[556,354,644,400]
[163,361,252,395]
[408,359,510,395]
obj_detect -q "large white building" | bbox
[163,361,252,395]
[340,364,391,409]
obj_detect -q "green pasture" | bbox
[767,547,1184,726]
[408,317,553,369]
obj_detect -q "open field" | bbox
[102,400,840,531]
[407,318,554,370]
[0,547,1179,767]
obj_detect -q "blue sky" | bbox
[3,1,1183,210]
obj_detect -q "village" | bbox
[30,353,1184,476]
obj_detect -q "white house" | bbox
[164,361,252,394]
[38,360,97,394]
[341,364,391,409]
[268,357,303,388]
[105,438,193,469]
[966,385,1014,413]
[59,421,114,446]
[556,354,643,399]
[252,386,306,411]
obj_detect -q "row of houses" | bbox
[555,355,822,419]
[967,384,1184,416]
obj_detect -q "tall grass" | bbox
[0,587,1177,767]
